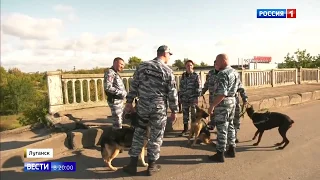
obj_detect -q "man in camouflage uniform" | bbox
[234,80,248,143]
[123,45,178,176]
[201,60,219,130]
[202,62,249,142]
[104,57,127,130]
[208,54,239,162]
[179,60,202,136]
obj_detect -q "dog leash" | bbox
[201,95,208,109]
[239,101,252,118]
[239,103,246,118]
[201,119,208,126]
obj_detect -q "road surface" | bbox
[1,100,320,180]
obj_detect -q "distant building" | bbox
[248,62,278,70]
[238,56,278,70]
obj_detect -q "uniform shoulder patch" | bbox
[108,76,114,82]
[106,69,116,82]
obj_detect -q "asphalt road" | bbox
[1,100,320,180]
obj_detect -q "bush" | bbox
[0,72,36,114]
[18,92,51,127]
[0,67,52,128]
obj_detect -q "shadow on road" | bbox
[0,140,44,151]
[236,144,280,152]
[0,127,54,152]
[102,154,211,179]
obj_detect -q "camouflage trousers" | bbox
[208,95,216,128]
[234,103,241,138]
[214,99,236,152]
[209,114,216,128]
[178,92,182,112]
[181,98,197,124]
[129,99,167,161]
[107,99,124,129]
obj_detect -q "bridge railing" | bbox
[46,67,320,113]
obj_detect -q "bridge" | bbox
[46,67,320,113]
[1,67,320,179]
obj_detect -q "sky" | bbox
[1,0,320,72]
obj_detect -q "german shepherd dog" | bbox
[100,99,150,171]
[245,103,295,150]
[187,105,211,146]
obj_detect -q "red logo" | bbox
[252,56,272,63]
[287,9,296,18]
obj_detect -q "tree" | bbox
[1,74,37,114]
[172,59,184,69]
[127,56,142,69]
[173,58,209,68]
[200,61,208,66]
[279,49,320,68]
[314,54,320,67]
[8,67,23,76]
[0,67,50,127]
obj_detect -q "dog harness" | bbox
[253,111,271,125]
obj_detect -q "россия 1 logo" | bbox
[257,9,296,18]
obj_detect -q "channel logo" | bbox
[257,9,296,18]
[24,162,76,172]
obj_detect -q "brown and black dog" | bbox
[100,99,150,171]
[245,103,295,150]
[187,105,211,146]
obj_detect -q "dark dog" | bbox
[100,99,150,171]
[245,104,295,150]
[187,105,211,146]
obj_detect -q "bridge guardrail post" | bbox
[46,71,64,114]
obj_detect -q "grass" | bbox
[0,114,23,131]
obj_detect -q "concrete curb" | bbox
[0,133,68,168]
[0,123,43,136]
[68,128,105,150]
[253,90,320,110]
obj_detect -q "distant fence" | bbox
[46,67,320,113]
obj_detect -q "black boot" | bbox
[123,157,138,175]
[235,130,239,143]
[226,145,236,158]
[208,151,225,162]
[208,121,216,131]
[146,160,161,176]
[179,124,188,136]
[208,125,215,131]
